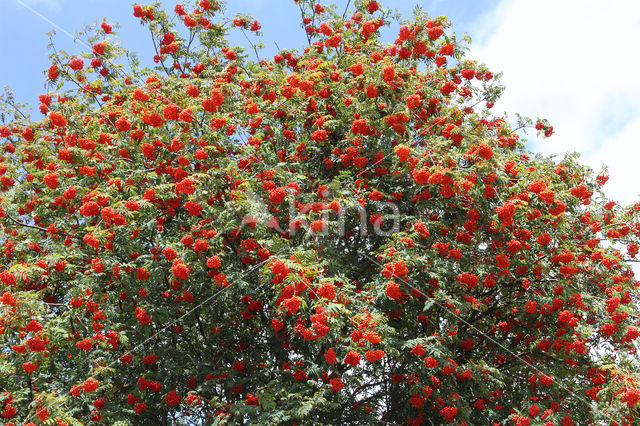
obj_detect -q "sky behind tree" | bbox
[2,0,639,204]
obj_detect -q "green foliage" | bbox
[0,0,639,424]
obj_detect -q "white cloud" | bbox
[471,0,640,205]
[587,117,640,205]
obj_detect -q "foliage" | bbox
[1,0,640,424]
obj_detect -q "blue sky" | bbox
[1,0,497,103]
[2,0,639,205]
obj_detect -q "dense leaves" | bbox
[1,0,640,424]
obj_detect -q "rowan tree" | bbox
[1,0,640,424]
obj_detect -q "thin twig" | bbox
[342,0,352,21]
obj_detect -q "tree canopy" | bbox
[1,0,640,424]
